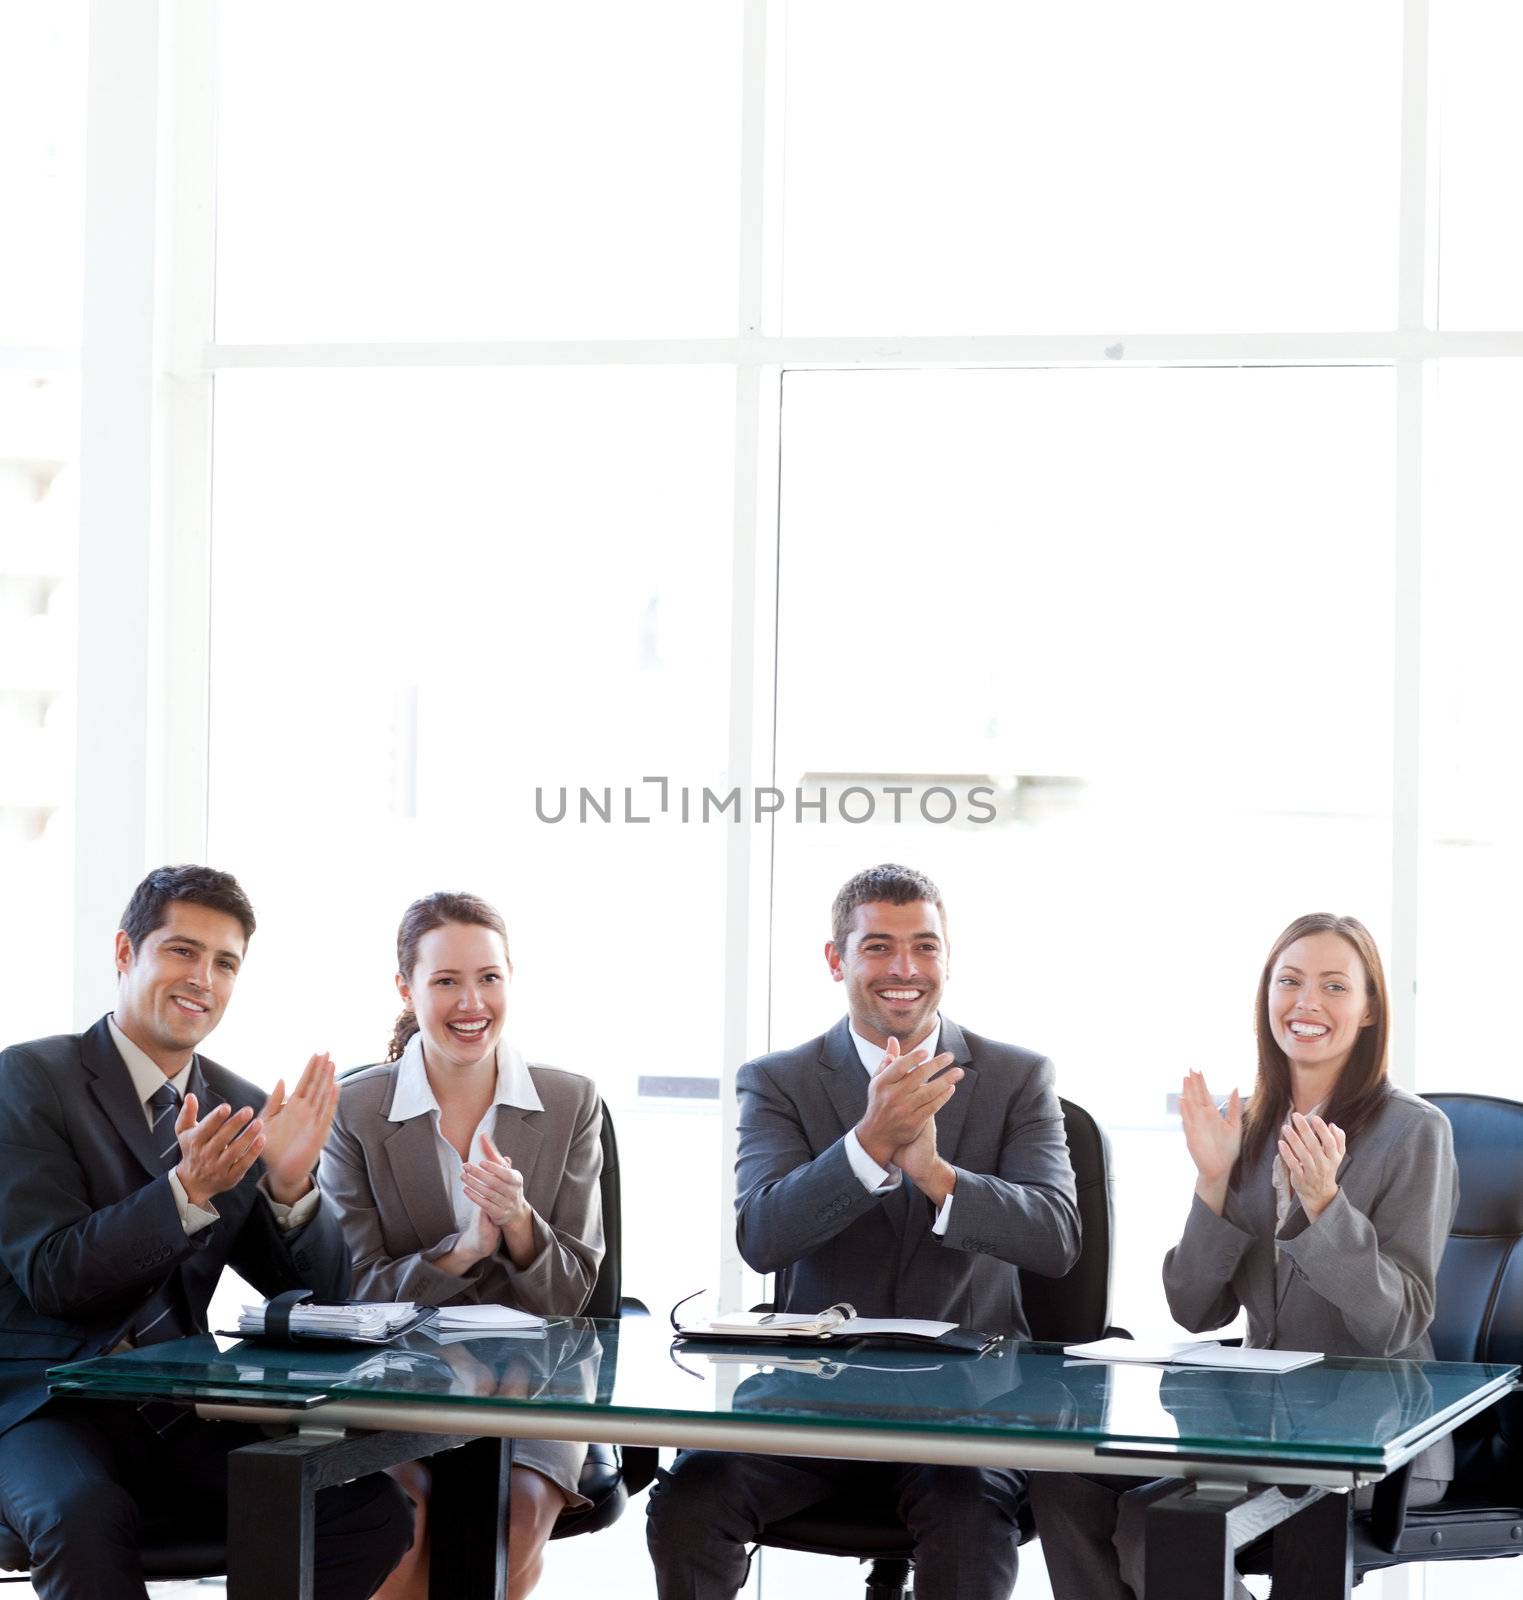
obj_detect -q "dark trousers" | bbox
[0,1401,413,1600]
[646,1449,1027,1600]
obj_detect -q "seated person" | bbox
[1030,912,1458,1599]
[646,862,1081,1600]
[0,863,412,1600]
[320,891,603,1600]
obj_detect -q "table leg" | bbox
[225,1427,483,1600]
[1270,1488,1353,1600]
[1144,1481,1348,1600]
[426,1436,513,1599]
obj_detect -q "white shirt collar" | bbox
[108,1013,195,1106]
[847,1016,942,1074]
[386,1030,543,1122]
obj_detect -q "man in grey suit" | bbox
[647,862,1081,1600]
[0,865,412,1600]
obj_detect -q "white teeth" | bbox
[1289,1022,1328,1037]
[450,1020,488,1034]
[880,991,921,1001]
[173,998,207,1013]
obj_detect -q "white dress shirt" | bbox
[386,1031,543,1238]
[842,1019,955,1237]
[107,1014,321,1235]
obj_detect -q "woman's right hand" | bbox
[1180,1070,1242,1213]
[434,1203,501,1276]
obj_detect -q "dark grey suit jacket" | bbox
[736,1016,1080,1337]
[0,1017,350,1437]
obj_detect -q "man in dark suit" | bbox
[647,862,1081,1600]
[0,864,413,1600]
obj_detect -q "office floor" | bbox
[4,1491,1505,1599]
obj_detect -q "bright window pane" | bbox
[0,1,87,344]
[0,375,78,1042]
[782,0,1401,335]
[1435,1,1523,329]
[1420,360,1523,1100]
[772,366,1396,1337]
[207,367,736,1316]
[215,0,743,341]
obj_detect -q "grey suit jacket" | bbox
[0,1018,349,1437]
[735,1016,1081,1337]
[1163,1086,1458,1479]
[320,1060,604,1317]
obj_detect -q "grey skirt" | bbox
[511,1438,591,1510]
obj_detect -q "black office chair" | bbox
[754,1096,1120,1600]
[0,1099,651,1579]
[1238,1091,1523,1588]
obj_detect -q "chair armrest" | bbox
[619,1296,650,1317]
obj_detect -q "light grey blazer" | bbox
[320,1060,604,1317]
[1163,1086,1459,1481]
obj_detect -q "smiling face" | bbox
[1266,930,1374,1083]
[113,900,246,1075]
[397,920,510,1073]
[826,899,947,1050]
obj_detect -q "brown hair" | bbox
[120,864,256,953]
[830,863,947,953]
[386,891,512,1062]
[1235,912,1393,1178]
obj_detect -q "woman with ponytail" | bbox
[320,892,603,1600]
[1029,912,1459,1600]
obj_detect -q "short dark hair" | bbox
[387,891,513,1062]
[119,864,257,953]
[830,863,947,953]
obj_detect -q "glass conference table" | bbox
[48,1316,1518,1600]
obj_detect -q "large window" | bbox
[0,1,85,1045]
[52,3,1523,1595]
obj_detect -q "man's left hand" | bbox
[260,1052,340,1207]
[892,1116,957,1209]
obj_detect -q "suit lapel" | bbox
[489,1104,544,1194]
[927,1016,976,1163]
[818,1019,871,1141]
[81,1019,170,1183]
[383,1115,459,1249]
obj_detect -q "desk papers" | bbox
[1063,1337,1322,1373]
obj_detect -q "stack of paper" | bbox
[238,1301,421,1340]
[430,1305,547,1336]
[1062,1337,1322,1373]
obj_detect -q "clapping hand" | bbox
[173,1096,264,1209]
[1278,1112,1346,1221]
[1179,1069,1242,1215]
[857,1036,962,1169]
[461,1133,528,1230]
[259,1053,340,1206]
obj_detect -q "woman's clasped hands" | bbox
[1277,1111,1347,1221]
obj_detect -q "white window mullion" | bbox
[1389,0,1435,1102]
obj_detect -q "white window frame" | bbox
[66,2,1512,1389]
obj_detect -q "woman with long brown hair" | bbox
[320,892,603,1600]
[1030,912,1458,1599]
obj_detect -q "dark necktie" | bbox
[131,1082,188,1346]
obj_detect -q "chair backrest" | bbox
[1422,1093,1523,1490]
[1017,1097,1115,1344]
[581,1101,623,1320]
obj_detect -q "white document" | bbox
[1063,1337,1322,1373]
[431,1304,547,1334]
[687,1309,956,1342]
